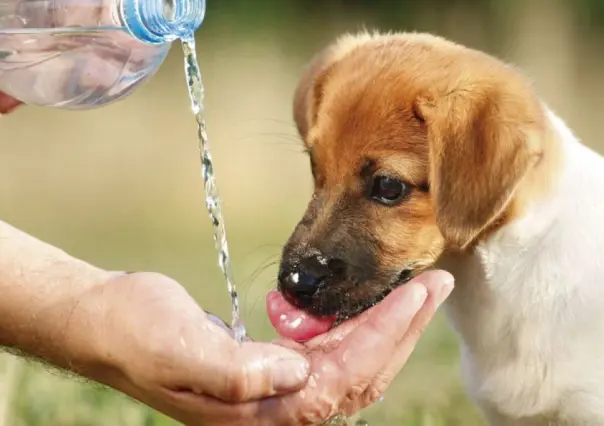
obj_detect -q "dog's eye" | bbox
[370,176,409,206]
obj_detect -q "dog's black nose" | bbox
[279,256,334,301]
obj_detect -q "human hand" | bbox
[87,270,451,426]
[259,269,454,425]
[87,272,313,424]
[0,91,21,114]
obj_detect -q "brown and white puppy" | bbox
[278,31,604,425]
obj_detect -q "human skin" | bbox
[0,95,454,425]
[0,218,452,425]
[0,92,21,114]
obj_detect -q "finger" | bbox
[329,280,428,380]
[188,326,310,403]
[304,271,442,351]
[149,386,264,426]
[379,271,453,379]
[258,272,451,424]
[261,281,430,425]
[342,271,454,414]
[253,274,452,425]
[115,359,266,426]
[0,92,22,114]
[159,382,341,426]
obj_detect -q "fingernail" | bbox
[435,274,454,306]
[404,283,428,315]
[272,358,310,392]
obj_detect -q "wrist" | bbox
[2,265,121,380]
[0,220,124,382]
[55,270,127,383]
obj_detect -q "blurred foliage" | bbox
[202,0,604,34]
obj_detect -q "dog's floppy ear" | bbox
[416,86,544,250]
[293,46,337,139]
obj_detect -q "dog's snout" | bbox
[279,255,345,303]
[280,256,330,298]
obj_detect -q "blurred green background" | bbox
[1,0,604,425]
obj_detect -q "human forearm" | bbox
[0,220,113,377]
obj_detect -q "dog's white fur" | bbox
[291,30,604,425]
[438,109,604,425]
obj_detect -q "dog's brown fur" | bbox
[279,31,562,319]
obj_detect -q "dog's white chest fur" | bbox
[438,110,604,426]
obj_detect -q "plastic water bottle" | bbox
[0,0,205,108]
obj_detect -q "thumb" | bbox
[194,334,310,403]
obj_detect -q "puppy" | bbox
[277,31,604,425]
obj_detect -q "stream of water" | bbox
[181,37,247,343]
[180,36,371,426]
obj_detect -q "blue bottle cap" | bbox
[121,0,205,44]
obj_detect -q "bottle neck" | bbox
[120,0,205,44]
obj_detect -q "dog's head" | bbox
[278,32,553,321]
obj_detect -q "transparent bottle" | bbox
[0,0,204,108]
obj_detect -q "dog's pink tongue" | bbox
[266,290,336,342]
